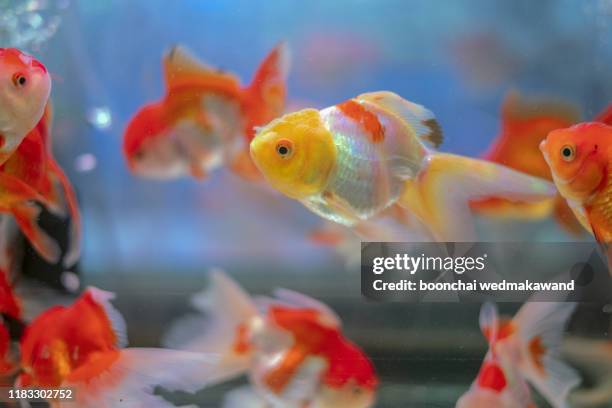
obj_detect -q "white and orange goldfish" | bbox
[456,300,580,408]
[250,91,556,241]
[0,48,51,165]
[165,270,379,408]
[123,43,289,181]
[16,287,221,407]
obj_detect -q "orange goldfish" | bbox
[17,286,221,407]
[0,103,81,267]
[540,121,612,243]
[123,43,289,181]
[472,91,584,234]
[165,270,378,408]
[0,48,51,165]
[456,300,579,408]
[250,91,556,241]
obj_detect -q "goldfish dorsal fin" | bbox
[86,287,128,348]
[513,301,580,408]
[593,102,612,125]
[503,90,581,124]
[358,91,443,148]
[272,288,341,328]
[163,45,237,91]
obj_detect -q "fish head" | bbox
[123,102,184,179]
[540,122,610,201]
[0,48,51,158]
[249,109,336,200]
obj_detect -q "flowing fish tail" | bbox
[512,301,581,408]
[398,152,557,241]
[163,269,259,386]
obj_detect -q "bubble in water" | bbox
[74,153,97,172]
[87,106,112,130]
[0,0,69,50]
[60,270,80,293]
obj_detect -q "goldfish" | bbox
[123,42,289,181]
[17,286,220,407]
[540,120,612,243]
[164,270,378,408]
[0,48,51,165]
[456,300,580,408]
[0,103,81,267]
[250,91,556,241]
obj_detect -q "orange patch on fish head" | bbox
[336,99,385,143]
[123,102,169,169]
[541,123,609,201]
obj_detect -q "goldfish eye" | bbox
[560,145,575,162]
[275,139,293,159]
[12,73,27,88]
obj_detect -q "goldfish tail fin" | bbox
[478,301,499,346]
[163,269,258,385]
[513,301,581,408]
[244,42,290,140]
[13,203,61,265]
[398,153,557,241]
[47,159,81,268]
[62,348,219,408]
[222,385,268,408]
[593,103,612,125]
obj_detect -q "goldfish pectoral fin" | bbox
[0,173,48,207]
[48,160,81,268]
[513,302,581,408]
[399,153,557,241]
[553,196,585,236]
[63,349,221,407]
[13,204,61,265]
[358,91,443,148]
[222,385,269,408]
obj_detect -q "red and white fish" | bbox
[0,48,51,165]
[456,300,580,408]
[0,103,80,267]
[123,43,289,181]
[165,270,379,408]
[17,287,221,407]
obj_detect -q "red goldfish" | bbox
[0,103,80,267]
[165,270,378,408]
[456,300,579,408]
[540,120,612,243]
[123,43,289,181]
[0,48,51,165]
[17,286,220,407]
